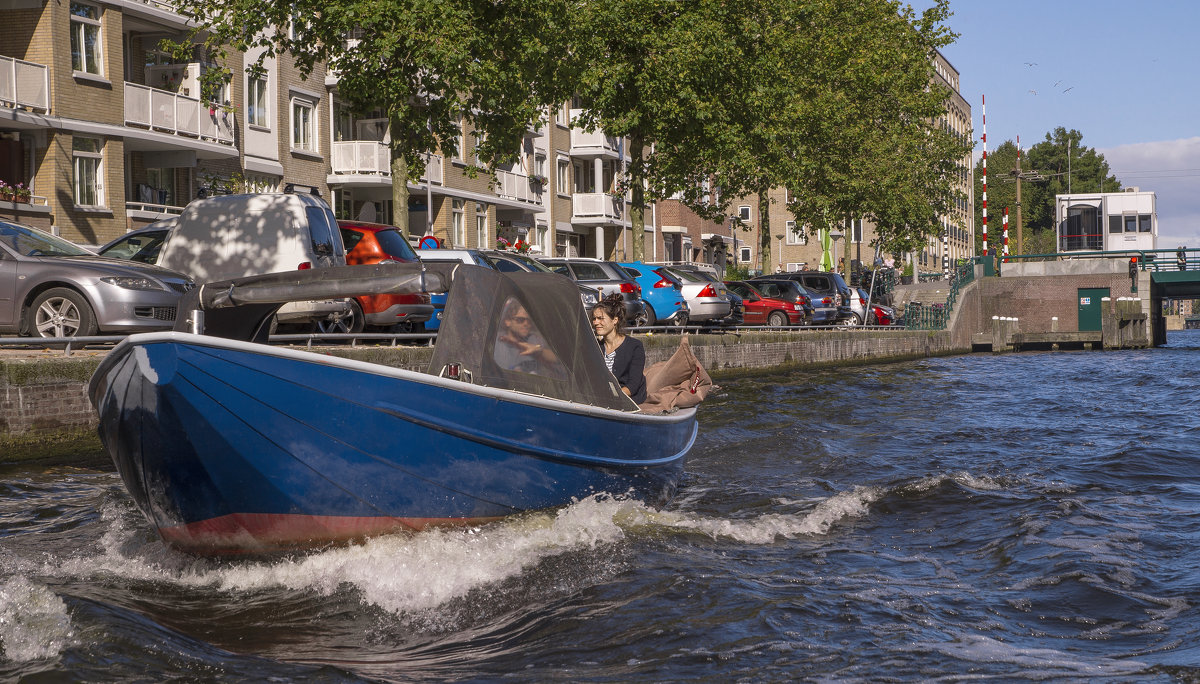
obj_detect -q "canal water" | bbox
[3,330,1200,681]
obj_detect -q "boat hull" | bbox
[89,334,696,555]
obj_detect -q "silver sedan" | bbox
[0,220,194,338]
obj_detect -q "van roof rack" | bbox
[283,183,322,197]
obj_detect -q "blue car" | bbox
[617,262,689,326]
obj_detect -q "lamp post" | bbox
[829,228,845,280]
[774,233,784,272]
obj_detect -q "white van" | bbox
[158,189,349,325]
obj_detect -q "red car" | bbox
[724,280,810,326]
[329,220,433,333]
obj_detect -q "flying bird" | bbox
[1053,80,1063,88]
[1028,89,1038,95]
[1062,86,1074,94]
[1024,62,1037,67]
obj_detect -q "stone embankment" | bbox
[1,328,959,464]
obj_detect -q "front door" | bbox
[1077,287,1109,331]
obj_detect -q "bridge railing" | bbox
[987,248,1200,274]
[904,257,977,330]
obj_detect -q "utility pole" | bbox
[1006,137,1045,255]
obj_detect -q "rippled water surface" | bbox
[4,330,1200,681]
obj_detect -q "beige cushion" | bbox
[638,335,716,413]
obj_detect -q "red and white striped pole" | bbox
[981,95,988,257]
[1002,207,1010,260]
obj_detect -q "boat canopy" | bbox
[430,267,636,411]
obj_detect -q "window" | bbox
[850,219,863,243]
[534,155,546,179]
[738,205,751,222]
[454,118,466,161]
[244,173,277,193]
[247,75,269,127]
[70,2,103,76]
[1139,214,1152,233]
[739,246,752,263]
[1108,216,1122,234]
[557,101,571,126]
[452,199,465,246]
[72,136,103,207]
[533,222,548,253]
[1124,215,1137,233]
[291,98,315,152]
[556,158,569,192]
[145,168,171,206]
[785,220,806,245]
[475,202,488,248]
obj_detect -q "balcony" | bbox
[494,169,544,206]
[329,141,444,185]
[124,82,235,147]
[0,55,49,113]
[568,109,621,158]
[572,193,623,223]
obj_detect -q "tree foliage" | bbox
[972,129,1120,253]
[167,0,575,235]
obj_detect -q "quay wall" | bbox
[0,329,959,463]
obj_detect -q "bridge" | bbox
[896,248,1200,349]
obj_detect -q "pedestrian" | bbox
[591,294,646,403]
[1178,246,1187,271]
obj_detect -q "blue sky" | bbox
[927,0,1200,247]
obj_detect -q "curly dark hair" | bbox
[591,293,627,332]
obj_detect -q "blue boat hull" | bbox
[88,334,696,555]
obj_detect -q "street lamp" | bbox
[774,233,784,273]
[829,228,844,279]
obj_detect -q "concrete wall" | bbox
[1,330,962,461]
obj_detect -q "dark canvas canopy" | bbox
[430,267,636,411]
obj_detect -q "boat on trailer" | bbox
[88,264,697,556]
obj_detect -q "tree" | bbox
[571,0,740,261]
[167,0,575,237]
[645,0,969,273]
[1024,128,1121,235]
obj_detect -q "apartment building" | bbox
[0,1,640,258]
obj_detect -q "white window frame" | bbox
[70,2,103,76]
[454,118,466,161]
[785,220,806,245]
[739,246,752,263]
[291,97,316,152]
[247,74,269,128]
[738,205,752,222]
[475,202,488,249]
[556,157,569,193]
[850,218,863,243]
[452,199,465,246]
[72,136,104,207]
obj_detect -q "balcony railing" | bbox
[124,82,235,146]
[0,56,50,112]
[572,193,623,221]
[329,141,444,185]
[494,169,543,205]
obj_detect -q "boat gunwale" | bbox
[89,331,699,425]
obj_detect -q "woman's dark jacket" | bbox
[607,336,647,403]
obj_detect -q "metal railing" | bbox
[904,257,977,331]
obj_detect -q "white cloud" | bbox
[1100,138,1200,248]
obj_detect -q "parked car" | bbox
[725,280,810,326]
[616,261,689,326]
[0,220,194,338]
[96,217,176,264]
[752,278,838,325]
[654,265,731,324]
[334,220,433,333]
[480,250,602,311]
[156,187,350,327]
[415,248,493,331]
[718,290,745,327]
[537,257,646,325]
[752,271,854,323]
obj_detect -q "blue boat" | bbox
[88,264,697,556]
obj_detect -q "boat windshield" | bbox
[430,267,636,410]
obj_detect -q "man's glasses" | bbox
[509,316,531,324]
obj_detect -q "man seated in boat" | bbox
[494,299,563,377]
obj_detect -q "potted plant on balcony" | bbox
[13,183,31,203]
[0,181,10,202]
[529,174,548,186]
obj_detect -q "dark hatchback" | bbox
[751,271,853,323]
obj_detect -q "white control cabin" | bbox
[1056,188,1157,253]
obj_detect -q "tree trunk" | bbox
[389,114,411,239]
[758,191,772,274]
[629,132,645,261]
